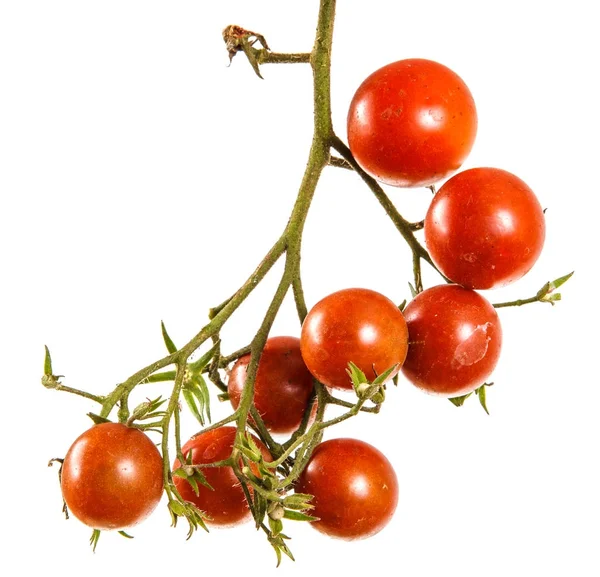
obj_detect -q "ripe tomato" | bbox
[173,426,271,527]
[401,285,502,397]
[347,58,477,187]
[295,438,398,540]
[228,336,315,435]
[300,288,408,390]
[424,167,546,289]
[61,422,164,530]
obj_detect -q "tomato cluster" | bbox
[57,54,547,550]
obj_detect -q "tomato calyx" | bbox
[347,361,399,406]
[166,497,209,540]
[449,382,494,415]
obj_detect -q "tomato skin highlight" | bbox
[228,336,315,435]
[300,288,408,390]
[173,426,271,527]
[425,167,546,289]
[347,58,477,187]
[295,438,398,540]
[61,422,164,531]
[401,285,502,397]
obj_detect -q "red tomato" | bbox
[61,422,164,530]
[300,288,408,390]
[228,336,314,435]
[347,58,477,187]
[295,438,398,540]
[173,426,271,527]
[424,167,546,289]
[401,285,502,397]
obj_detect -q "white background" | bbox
[1,1,598,575]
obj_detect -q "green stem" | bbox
[99,235,286,419]
[161,363,186,487]
[329,135,442,275]
[218,345,252,367]
[494,295,544,308]
[234,0,336,433]
[257,50,311,64]
[48,384,105,404]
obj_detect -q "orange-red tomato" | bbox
[61,422,164,530]
[401,285,502,397]
[347,58,477,187]
[425,167,546,289]
[295,438,399,540]
[173,426,271,527]
[300,288,408,390]
[228,336,314,435]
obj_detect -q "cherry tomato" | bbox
[173,426,271,527]
[228,336,315,435]
[401,285,502,397]
[424,167,546,289]
[61,422,164,530]
[295,438,398,540]
[347,58,477,187]
[300,288,408,390]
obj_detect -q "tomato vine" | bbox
[42,0,572,565]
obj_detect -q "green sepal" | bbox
[44,345,53,375]
[448,393,472,407]
[169,500,186,517]
[283,509,319,522]
[187,474,200,496]
[240,39,264,79]
[161,321,178,354]
[547,271,575,292]
[477,385,490,415]
[408,282,417,298]
[189,341,220,372]
[183,373,211,424]
[89,529,101,552]
[268,516,284,536]
[172,467,189,480]
[118,530,133,539]
[283,493,314,510]
[87,413,111,425]
[182,388,205,426]
[372,364,398,386]
[398,299,407,312]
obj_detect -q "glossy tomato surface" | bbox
[61,422,164,530]
[401,285,502,397]
[347,58,477,187]
[300,288,408,390]
[295,438,398,540]
[173,426,271,527]
[425,167,546,289]
[228,336,314,435]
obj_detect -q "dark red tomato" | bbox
[347,58,477,187]
[300,288,408,390]
[228,336,314,435]
[295,438,398,540]
[173,426,271,527]
[61,422,164,530]
[425,167,546,289]
[401,285,502,397]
